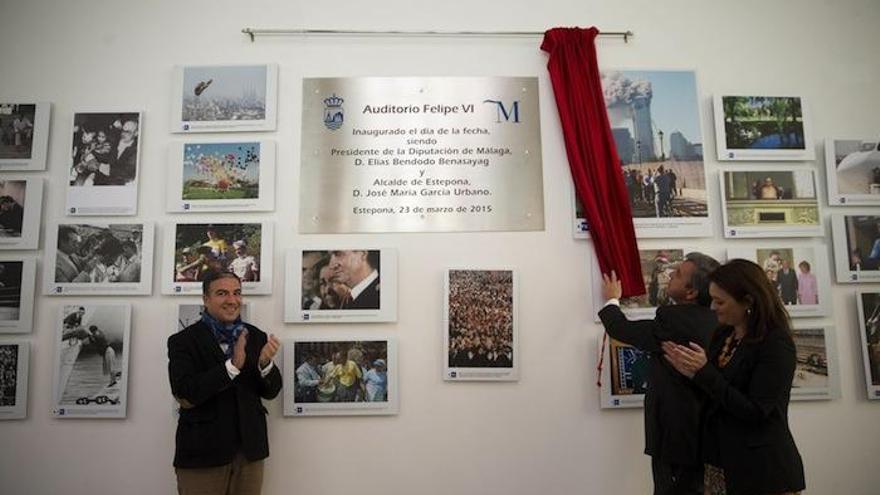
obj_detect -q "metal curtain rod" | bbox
[241,28,634,43]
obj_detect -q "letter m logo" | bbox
[483,100,520,123]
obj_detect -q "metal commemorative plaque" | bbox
[299,77,544,233]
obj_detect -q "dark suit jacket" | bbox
[94,138,137,186]
[599,303,717,466]
[693,327,805,494]
[346,276,380,310]
[168,321,282,468]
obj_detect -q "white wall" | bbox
[1,1,879,493]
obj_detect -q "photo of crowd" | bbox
[0,180,26,238]
[859,293,880,386]
[300,250,381,310]
[54,224,143,284]
[610,338,649,396]
[620,249,685,309]
[57,305,126,406]
[0,104,35,159]
[181,65,267,122]
[0,261,23,321]
[447,269,514,368]
[174,224,261,283]
[845,216,880,271]
[293,340,388,403]
[0,344,19,406]
[69,112,140,187]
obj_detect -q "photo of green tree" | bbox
[722,96,806,150]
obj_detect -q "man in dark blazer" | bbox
[94,119,138,186]
[168,271,282,495]
[328,250,380,310]
[599,252,720,495]
[777,259,799,305]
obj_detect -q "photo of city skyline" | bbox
[601,70,707,219]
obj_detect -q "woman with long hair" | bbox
[662,259,805,495]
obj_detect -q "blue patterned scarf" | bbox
[201,311,244,358]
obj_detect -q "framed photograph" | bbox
[591,248,687,322]
[66,111,142,216]
[589,245,724,322]
[0,177,42,250]
[43,222,154,295]
[719,168,822,238]
[726,243,830,318]
[163,222,273,295]
[0,341,29,419]
[0,257,36,333]
[284,247,398,323]
[52,304,131,418]
[0,102,50,171]
[283,337,398,416]
[171,64,278,133]
[572,70,710,238]
[713,95,815,161]
[855,291,880,399]
[830,213,880,283]
[825,137,880,206]
[174,301,252,333]
[600,337,647,409]
[790,326,839,401]
[166,140,276,212]
[444,268,518,381]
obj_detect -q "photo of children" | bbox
[173,224,261,283]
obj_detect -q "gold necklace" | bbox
[717,333,742,367]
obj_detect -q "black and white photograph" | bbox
[825,137,880,206]
[162,222,272,295]
[284,247,397,323]
[713,95,815,161]
[0,177,42,250]
[166,140,276,212]
[444,268,518,381]
[52,304,130,418]
[600,337,647,409]
[790,327,839,401]
[720,169,822,238]
[831,213,880,283]
[0,341,28,419]
[856,291,880,400]
[283,337,398,416]
[43,222,154,295]
[66,111,142,216]
[0,257,36,333]
[727,243,830,318]
[0,102,50,171]
[171,64,278,133]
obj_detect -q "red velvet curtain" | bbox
[542,27,645,297]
